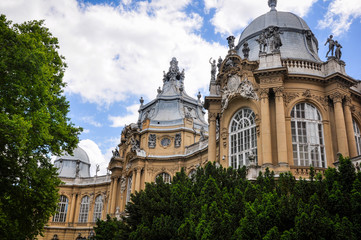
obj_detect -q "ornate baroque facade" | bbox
[41,2,361,239]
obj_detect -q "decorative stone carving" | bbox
[112,148,119,157]
[226,35,235,50]
[221,75,258,112]
[161,137,171,147]
[163,57,184,82]
[302,89,312,98]
[242,42,250,59]
[148,134,156,148]
[283,92,299,106]
[329,91,344,103]
[325,35,335,57]
[120,176,126,192]
[130,138,140,151]
[208,112,217,122]
[313,95,329,111]
[175,133,181,148]
[268,0,277,8]
[256,26,282,53]
[259,88,269,99]
[209,57,217,81]
[273,87,284,98]
[221,128,228,148]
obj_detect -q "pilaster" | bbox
[274,87,288,164]
[344,96,357,157]
[330,91,349,157]
[259,88,273,166]
[208,112,217,162]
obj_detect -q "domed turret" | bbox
[54,146,91,178]
[237,1,321,63]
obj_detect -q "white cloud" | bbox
[82,128,90,133]
[204,0,318,35]
[108,103,140,127]
[0,0,226,106]
[81,116,103,127]
[318,0,361,36]
[79,139,109,176]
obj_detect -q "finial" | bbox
[197,91,201,100]
[140,97,144,105]
[268,0,277,11]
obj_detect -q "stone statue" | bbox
[148,134,156,148]
[115,206,121,220]
[75,160,80,178]
[200,127,206,140]
[226,35,235,50]
[175,133,181,147]
[325,35,335,57]
[112,148,119,157]
[335,41,342,60]
[242,42,250,59]
[130,138,140,151]
[209,57,217,81]
[271,27,282,51]
[217,56,223,71]
[256,31,267,53]
[95,164,100,176]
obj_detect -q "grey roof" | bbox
[237,9,321,63]
[54,146,91,178]
[138,58,208,130]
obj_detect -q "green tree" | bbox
[0,15,81,239]
[94,157,361,240]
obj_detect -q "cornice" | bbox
[204,95,222,109]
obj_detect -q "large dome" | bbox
[54,146,91,178]
[237,8,321,63]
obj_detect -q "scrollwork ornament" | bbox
[259,88,269,99]
[208,112,217,122]
[273,87,284,98]
[330,91,344,103]
[283,92,299,106]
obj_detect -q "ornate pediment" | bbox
[221,74,259,113]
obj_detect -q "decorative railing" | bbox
[185,140,208,155]
[290,166,326,177]
[282,59,322,71]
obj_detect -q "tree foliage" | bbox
[95,156,361,240]
[0,15,81,239]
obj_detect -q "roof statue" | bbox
[209,57,217,81]
[268,0,277,10]
[335,41,342,60]
[227,36,235,50]
[325,35,335,57]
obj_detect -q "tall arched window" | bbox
[229,108,257,168]
[53,195,68,222]
[93,195,103,222]
[126,174,133,204]
[156,172,171,183]
[291,103,326,167]
[78,196,89,223]
[353,119,361,155]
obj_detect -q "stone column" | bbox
[109,177,118,214]
[274,87,288,164]
[208,112,217,162]
[131,170,136,194]
[344,96,357,157]
[67,193,77,224]
[135,168,142,192]
[330,92,349,157]
[260,88,272,166]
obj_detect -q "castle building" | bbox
[41,1,361,239]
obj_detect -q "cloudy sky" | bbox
[2,0,361,175]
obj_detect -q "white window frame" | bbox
[92,195,103,222]
[291,103,326,167]
[229,108,257,168]
[156,172,171,183]
[353,119,361,155]
[53,195,68,222]
[78,196,89,223]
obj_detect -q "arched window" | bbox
[291,103,326,167]
[229,108,257,168]
[353,119,361,155]
[53,195,68,222]
[156,172,171,183]
[126,174,133,204]
[78,196,89,223]
[188,169,196,178]
[93,195,103,222]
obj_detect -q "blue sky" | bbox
[2,0,361,175]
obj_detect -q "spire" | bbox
[268,0,277,11]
